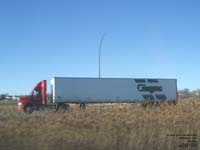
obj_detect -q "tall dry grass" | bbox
[0,99,200,150]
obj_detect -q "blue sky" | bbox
[0,0,200,95]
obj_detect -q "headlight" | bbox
[18,102,22,106]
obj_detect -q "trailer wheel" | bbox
[142,99,154,108]
[24,105,33,114]
[173,101,177,105]
[79,103,86,109]
[60,103,69,112]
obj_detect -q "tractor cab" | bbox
[18,80,47,113]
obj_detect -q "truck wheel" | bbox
[24,105,33,113]
[38,105,45,111]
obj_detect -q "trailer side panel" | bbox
[51,77,177,103]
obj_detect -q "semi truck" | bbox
[18,77,177,113]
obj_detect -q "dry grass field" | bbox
[0,99,200,150]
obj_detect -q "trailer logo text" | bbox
[137,84,162,93]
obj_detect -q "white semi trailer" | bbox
[18,77,177,113]
[51,77,177,103]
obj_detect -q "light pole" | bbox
[98,33,105,78]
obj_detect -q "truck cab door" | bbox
[31,90,42,104]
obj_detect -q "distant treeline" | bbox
[178,89,200,99]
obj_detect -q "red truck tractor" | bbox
[18,80,71,113]
[18,80,47,113]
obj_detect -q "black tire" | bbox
[173,101,177,105]
[60,103,69,112]
[79,103,86,109]
[38,104,45,111]
[23,105,33,113]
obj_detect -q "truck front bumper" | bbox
[17,102,24,112]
